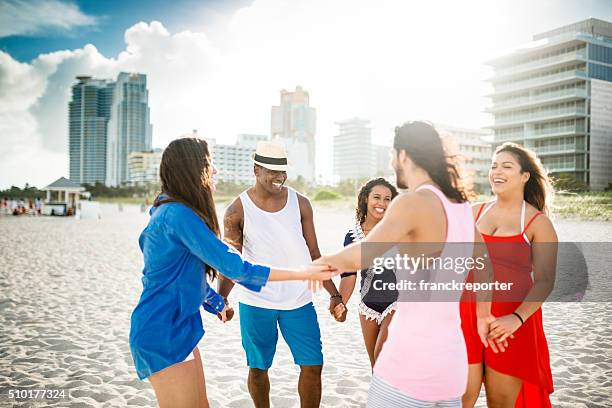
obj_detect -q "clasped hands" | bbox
[216,260,341,323]
[478,313,522,353]
[310,257,348,322]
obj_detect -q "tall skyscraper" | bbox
[271,86,317,182]
[487,18,612,190]
[68,76,114,185]
[333,117,375,182]
[106,72,153,186]
[373,144,394,179]
[68,72,152,186]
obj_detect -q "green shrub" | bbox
[313,190,342,201]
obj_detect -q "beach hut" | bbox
[43,177,87,216]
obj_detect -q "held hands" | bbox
[330,296,347,322]
[216,299,235,323]
[477,314,517,353]
[300,263,340,291]
[487,314,521,344]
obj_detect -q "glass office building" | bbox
[106,72,153,186]
[68,76,114,185]
[69,72,152,186]
[333,117,375,182]
[271,86,317,182]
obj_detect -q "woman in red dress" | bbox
[461,142,557,407]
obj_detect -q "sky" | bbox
[1,0,612,188]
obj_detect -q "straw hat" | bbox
[252,141,289,172]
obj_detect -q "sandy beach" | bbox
[1,202,611,407]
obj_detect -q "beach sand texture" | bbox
[0,203,611,407]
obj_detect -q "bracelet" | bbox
[330,294,342,300]
[512,312,524,325]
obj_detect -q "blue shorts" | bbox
[239,302,323,370]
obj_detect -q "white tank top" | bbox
[236,187,313,310]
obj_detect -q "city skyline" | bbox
[2,0,612,188]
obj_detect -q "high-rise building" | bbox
[206,133,269,185]
[486,18,612,190]
[127,148,162,186]
[68,76,114,185]
[333,118,375,182]
[436,124,493,193]
[68,72,152,187]
[106,72,153,186]
[271,86,317,182]
[373,144,394,179]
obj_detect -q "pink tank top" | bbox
[373,184,475,401]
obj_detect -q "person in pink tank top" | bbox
[317,121,506,407]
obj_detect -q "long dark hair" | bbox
[495,142,553,215]
[355,178,399,224]
[393,121,469,203]
[155,137,220,279]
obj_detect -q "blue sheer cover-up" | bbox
[129,200,270,379]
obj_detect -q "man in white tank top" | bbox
[217,141,345,408]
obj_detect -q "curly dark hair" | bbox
[355,178,399,224]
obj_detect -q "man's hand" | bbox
[329,296,347,322]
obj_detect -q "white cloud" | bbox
[0,21,222,188]
[0,0,595,188]
[0,0,97,38]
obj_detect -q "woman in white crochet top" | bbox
[335,177,399,368]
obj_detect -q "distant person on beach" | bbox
[317,121,499,408]
[129,137,338,408]
[335,177,399,368]
[461,143,557,408]
[35,197,42,215]
[217,141,346,408]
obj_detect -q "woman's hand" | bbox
[217,303,234,323]
[300,263,339,291]
[477,314,510,353]
[332,301,347,322]
[487,314,521,344]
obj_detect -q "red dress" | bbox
[460,202,554,407]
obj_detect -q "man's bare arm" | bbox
[297,194,341,297]
[217,197,244,298]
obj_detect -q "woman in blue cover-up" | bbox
[129,137,336,408]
